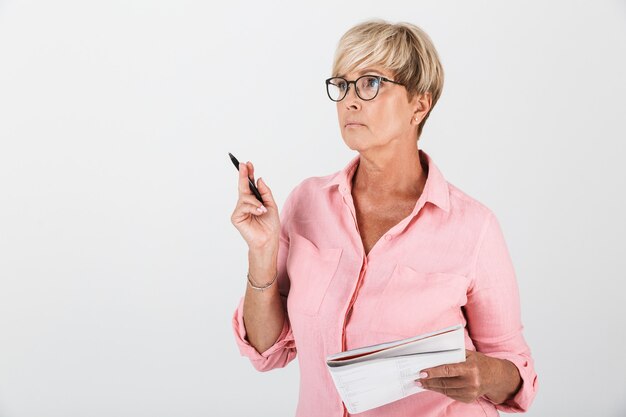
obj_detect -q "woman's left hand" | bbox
[416,349,522,404]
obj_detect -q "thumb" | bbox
[257,177,276,207]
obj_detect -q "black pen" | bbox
[229,152,264,203]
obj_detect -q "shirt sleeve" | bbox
[464,211,539,413]
[231,189,297,372]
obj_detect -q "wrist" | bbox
[248,247,277,285]
[248,237,279,254]
[484,358,522,405]
[247,270,278,291]
[248,245,277,267]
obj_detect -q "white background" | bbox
[1,1,625,416]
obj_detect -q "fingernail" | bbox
[415,381,423,387]
[256,206,264,213]
[261,206,267,213]
[419,372,428,379]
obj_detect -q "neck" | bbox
[352,146,427,199]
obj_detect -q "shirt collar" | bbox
[321,149,450,213]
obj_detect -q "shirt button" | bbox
[385,234,392,241]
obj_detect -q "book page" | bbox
[325,324,466,414]
[328,349,465,414]
[327,326,463,366]
[326,323,462,362]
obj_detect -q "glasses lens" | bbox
[356,76,380,100]
[327,78,347,101]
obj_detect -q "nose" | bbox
[343,83,361,110]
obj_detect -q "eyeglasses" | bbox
[325,74,405,102]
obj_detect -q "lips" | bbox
[345,121,365,127]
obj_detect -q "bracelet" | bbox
[247,270,278,291]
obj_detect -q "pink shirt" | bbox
[232,149,538,416]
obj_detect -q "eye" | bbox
[330,78,348,90]
[365,76,380,88]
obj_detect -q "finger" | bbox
[418,376,466,390]
[255,177,276,208]
[232,201,268,222]
[247,161,255,184]
[241,201,268,215]
[238,162,252,195]
[237,194,263,207]
[419,386,476,403]
[238,195,268,212]
[419,363,464,380]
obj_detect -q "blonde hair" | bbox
[331,19,444,138]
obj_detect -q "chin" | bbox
[342,136,367,152]
[342,133,383,153]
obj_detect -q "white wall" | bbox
[1,1,625,416]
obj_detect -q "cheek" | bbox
[375,102,408,131]
[372,113,403,139]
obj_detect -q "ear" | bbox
[412,92,432,124]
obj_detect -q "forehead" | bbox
[340,66,391,78]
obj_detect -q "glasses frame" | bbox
[325,74,405,102]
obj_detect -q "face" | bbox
[335,66,430,154]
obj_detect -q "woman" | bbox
[230,19,538,416]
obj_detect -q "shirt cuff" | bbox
[231,296,295,363]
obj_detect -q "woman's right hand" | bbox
[230,161,281,252]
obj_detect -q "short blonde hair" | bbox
[331,19,444,138]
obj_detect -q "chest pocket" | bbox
[286,233,343,317]
[370,264,469,339]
